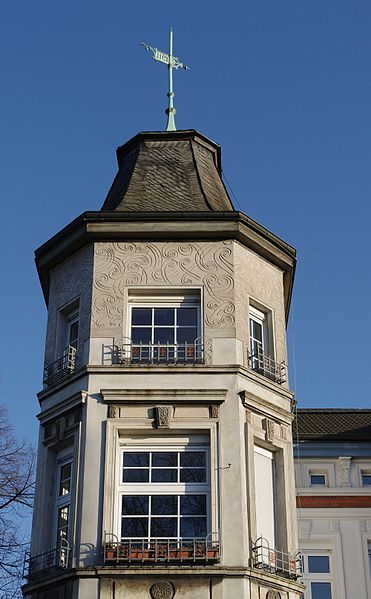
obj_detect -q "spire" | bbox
[142,28,189,132]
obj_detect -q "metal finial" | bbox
[141,28,189,131]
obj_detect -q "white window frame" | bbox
[55,299,80,359]
[309,472,328,487]
[302,551,334,599]
[127,292,202,343]
[361,470,371,487]
[54,455,73,547]
[116,437,210,543]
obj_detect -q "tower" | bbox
[24,129,303,599]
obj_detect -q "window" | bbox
[249,306,269,369]
[118,440,210,544]
[310,474,327,486]
[254,446,277,549]
[362,471,371,486]
[248,304,285,383]
[55,458,73,548]
[302,552,333,599]
[124,292,202,364]
[66,312,79,351]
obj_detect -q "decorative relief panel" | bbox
[150,582,175,599]
[264,418,275,441]
[45,245,93,366]
[338,456,352,487]
[155,406,172,429]
[209,404,220,419]
[92,241,235,331]
[234,243,287,365]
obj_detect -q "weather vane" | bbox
[141,28,189,132]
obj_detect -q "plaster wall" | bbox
[44,245,93,367]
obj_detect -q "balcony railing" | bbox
[119,337,205,366]
[251,537,302,580]
[103,532,220,564]
[43,346,77,387]
[248,348,286,384]
[24,540,70,582]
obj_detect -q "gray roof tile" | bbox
[294,409,371,441]
[101,130,234,212]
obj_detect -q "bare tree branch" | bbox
[0,405,35,598]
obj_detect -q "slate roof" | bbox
[294,409,371,441]
[101,130,234,212]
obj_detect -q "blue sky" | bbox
[0,0,370,443]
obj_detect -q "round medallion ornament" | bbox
[150,581,175,599]
[266,591,281,599]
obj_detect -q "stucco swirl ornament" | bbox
[150,581,175,599]
[266,591,281,599]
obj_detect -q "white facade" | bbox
[295,415,371,599]
[25,130,303,599]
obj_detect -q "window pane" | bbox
[177,308,197,326]
[122,496,149,516]
[152,469,177,483]
[180,495,206,515]
[131,327,152,343]
[121,517,148,537]
[124,453,149,467]
[123,469,149,483]
[152,453,177,467]
[308,556,330,573]
[69,321,79,345]
[310,475,326,485]
[362,474,371,486]
[180,468,206,483]
[60,479,71,496]
[154,308,174,326]
[181,517,207,538]
[177,328,198,344]
[151,517,177,537]
[151,495,178,515]
[58,506,69,529]
[131,309,152,325]
[60,463,71,480]
[180,453,206,467]
[154,328,174,344]
[311,582,332,599]
[250,319,263,342]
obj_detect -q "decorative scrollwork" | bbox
[92,241,235,330]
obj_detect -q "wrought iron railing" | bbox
[103,532,220,564]
[24,539,70,581]
[248,348,286,384]
[119,337,205,365]
[251,537,302,579]
[43,346,77,386]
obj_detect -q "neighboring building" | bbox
[24,130,303,598]
[294,409,371,599]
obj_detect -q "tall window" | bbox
[302,552,333,599]
[249,306,267,367]
[119,440,209,543]
[65,312,79,351]
[55,458,73,548]
[254,445,276,549]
